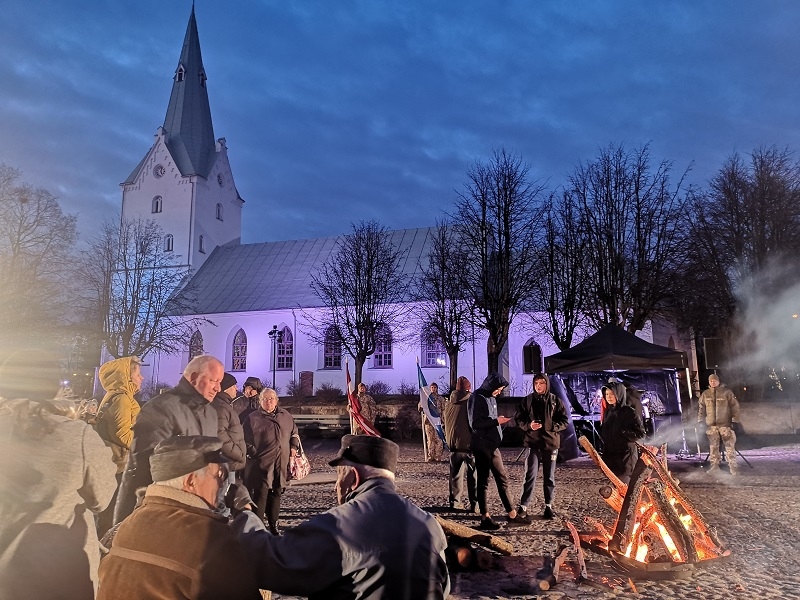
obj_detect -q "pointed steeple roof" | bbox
[162,6,216,178]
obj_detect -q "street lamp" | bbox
[268,325,284,390]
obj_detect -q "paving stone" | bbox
[272,440,800,599]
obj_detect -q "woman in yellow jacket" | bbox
[95,356,144,535]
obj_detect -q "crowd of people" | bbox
[0,346,739,599]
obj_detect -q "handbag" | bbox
[288,438,311,480]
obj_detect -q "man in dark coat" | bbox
[114,355,223,524]
[234,435,450,599]
[243,388,299,535]
[211,372,247,472]
[514,373,568,520]
[467,372,528,530]
[600,382,645,483]
[232,376,263,421]
[99,436,260,600]
[443,376,477,512]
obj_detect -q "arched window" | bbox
[232,328,247,371]
[152,195,163,213]
[277,327,293,370]
[189,330,203,360]
[216,203,224,220]
[523,338,542,374]
[323,327,342,369]
[422,330,447,367]
[199,235,206,254]
[373,325,392,368]
[163,234,174,252]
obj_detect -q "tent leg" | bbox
[674,369,694,459]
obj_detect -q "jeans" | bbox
[449,451,477,505]
[519,447,558,508]
[473,447,513,515]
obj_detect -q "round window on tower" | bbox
[217,173,224,187]
[154,164,165,178]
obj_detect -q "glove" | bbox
[225,483,254,513]
[731,421,743,435]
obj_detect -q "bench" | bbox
[292,413,351,437]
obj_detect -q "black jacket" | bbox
[514,375,568,451]
[600,383,645,455]
[212,391,247,471]
[468,373,509,452]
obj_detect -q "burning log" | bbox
[434,515,513,556]
[637,445,727,554]
[578,436,626,496]
[577,436,730,579]
[608,459,653,555]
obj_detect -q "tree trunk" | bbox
[448,351,459,391]
[354,357,366,389]
[486,338,500,374]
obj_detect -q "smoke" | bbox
[728,258,800,385]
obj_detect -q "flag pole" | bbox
[417,357,429,462]
[347,359,355,435]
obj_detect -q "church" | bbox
[120,8,687,397]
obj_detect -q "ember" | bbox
[578,436,730,579]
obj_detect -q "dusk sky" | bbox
[2,1,800,244]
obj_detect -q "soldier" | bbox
[698,373,741,475]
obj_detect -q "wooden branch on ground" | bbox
[434,516,513,556]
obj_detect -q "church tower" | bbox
[120,7,243,272]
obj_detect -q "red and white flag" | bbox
[346,360,381,437]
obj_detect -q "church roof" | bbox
[172,227,435,315]
[125,7,217,185]
[162,7,217,178]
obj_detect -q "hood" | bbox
[532,373,551,395]
[601,382,628,407]
[478,372,509,395]
[99,356,140,400]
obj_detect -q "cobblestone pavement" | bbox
[272,440,800,599]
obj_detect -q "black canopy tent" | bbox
[544,324,688,373]
[544,325,693,453]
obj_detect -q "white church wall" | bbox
[143,306,569,396]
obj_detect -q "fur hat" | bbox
[708,373,720,384]
[243,376,263,392]
[150,435,230,482]
[329,434,399,473]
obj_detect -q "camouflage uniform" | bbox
[697,375,741,474]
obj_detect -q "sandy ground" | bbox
[271,438,800,599]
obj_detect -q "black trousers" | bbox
[473,446,513,515]
[253,485,282,526]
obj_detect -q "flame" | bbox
[655,521,681,561]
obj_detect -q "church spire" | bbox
[162,5,216,178]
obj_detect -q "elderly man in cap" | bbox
[211,372,247,472]
[235,434,450,599]
[114,355,223,524]
[98,435,260,599]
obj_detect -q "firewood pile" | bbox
[578,435,731,579]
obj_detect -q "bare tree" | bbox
[76,218,209,359]
[452,148,547,373]
[568,143,691,333]
[412,221,475,389]
[308,220,410,385]
[684,146,800,384]
[528,190,591,351]
[0,165,78,350]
